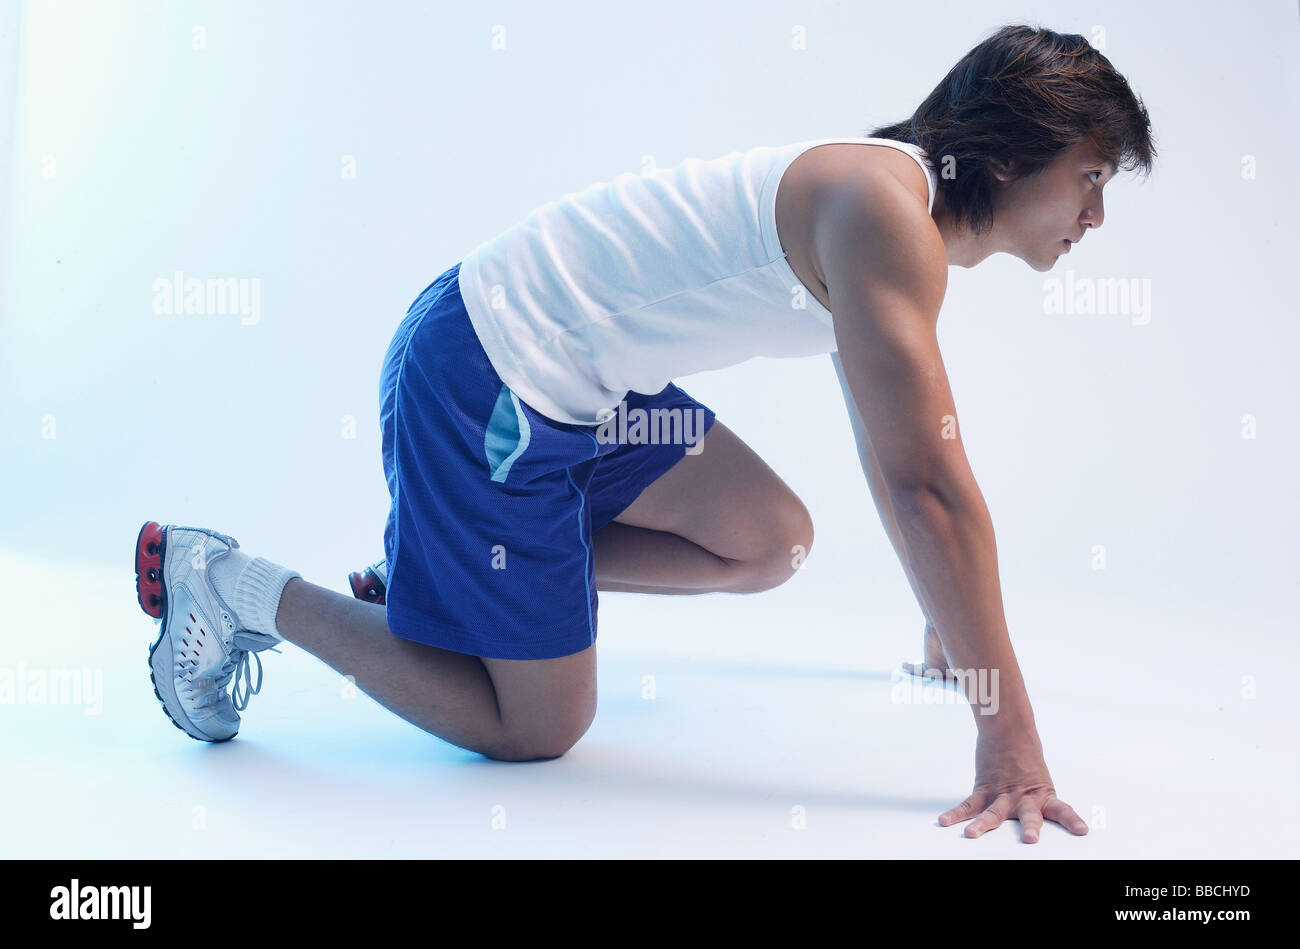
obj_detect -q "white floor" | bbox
[2,546,1296,859]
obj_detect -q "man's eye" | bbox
[1088,170,1103,183]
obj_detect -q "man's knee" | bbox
[735,502,814,592]
[487,701,597,762]
[488,731,586,762]
[476,645,597,761]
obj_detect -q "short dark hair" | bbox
[867,23,1157,236]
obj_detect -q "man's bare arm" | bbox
[830,349,933,631]
[809,164,1088,842]
[813,169,1032,735]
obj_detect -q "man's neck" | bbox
[932,189,998,268]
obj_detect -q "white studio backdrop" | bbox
[1,0,1297,741]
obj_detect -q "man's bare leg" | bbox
[592,521,749,594]
[591,421,815,596]
[272,577,593,760]
[274,422,804,752]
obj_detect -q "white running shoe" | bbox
[135,521,283,742]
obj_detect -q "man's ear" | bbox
[988,156,1016,182]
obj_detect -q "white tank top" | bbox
[457,137,937,426]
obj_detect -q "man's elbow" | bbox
[886,475,969,519]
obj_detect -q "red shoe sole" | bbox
[135,520,166,618]
[348,567,386,605]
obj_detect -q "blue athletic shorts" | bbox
[379,262,718,660]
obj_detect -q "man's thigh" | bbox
[611,419,813,564]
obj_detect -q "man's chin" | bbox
[1036,251,1061,273]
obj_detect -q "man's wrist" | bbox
[970,686,1037,736]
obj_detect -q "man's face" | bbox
[990,139,1116,272]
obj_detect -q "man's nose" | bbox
[1082,197,1104,231]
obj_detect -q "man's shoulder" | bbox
[796,142,932,218]
[809,161,945,297]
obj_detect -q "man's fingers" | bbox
[944,790,1087,839]
[1016,807,1044,844]
[939,790,989,827]
[1043,796,1090,835]
[965,793,1012,838]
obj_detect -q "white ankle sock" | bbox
[209,547,301,642]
